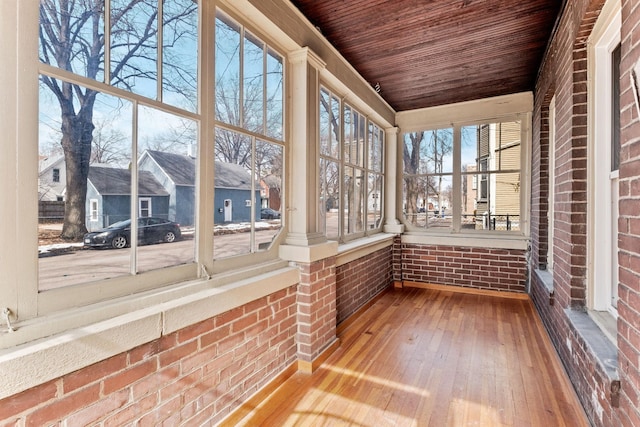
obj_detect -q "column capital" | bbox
[289,46,326,71]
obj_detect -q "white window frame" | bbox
[0,0,297,347]
[547,96,556,271]
[90,199,99,222]
[396,93,532,250]
[587,0,621,318]
[318,85,386,243]
[138,197,152,218]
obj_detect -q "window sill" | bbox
[401,232,529,250]
[564,308,620,406]
[534,268,554,304]
[336,233,395,267]
[0,263,299,400]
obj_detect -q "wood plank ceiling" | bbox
[289,0,563,112]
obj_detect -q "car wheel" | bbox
[164,231,176,243]
[111,235,128,249]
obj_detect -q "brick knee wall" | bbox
[296,257,337,362]
[336,246,393,325]
[0,286,298,426]
[401,244,527,293]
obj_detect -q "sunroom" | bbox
[1,0,636,426]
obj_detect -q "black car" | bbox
[83,217,182,249]
[260,208,281,219]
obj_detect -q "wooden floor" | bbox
[226,286,589,427]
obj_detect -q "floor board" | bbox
[226,287,590,427]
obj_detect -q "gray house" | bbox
[86,166,169,231]
[138,150,260,225]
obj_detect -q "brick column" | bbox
[296,256,337,371]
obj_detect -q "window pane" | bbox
[39,0,106,82]
[369,124,384,172]
[137,106,197,273]
[320,88,331,157]
[466,122,521,173]
[331,95,341,157]
[162,0,199,111]
[465,172,520,231]
[422,128,454,174]
[111,0,158,98]
[320,159,340,239]
[344,108,365,167]
[38,82,133,290]
[215,12,241,126]
[244,32,265,133]
[214,128,253,258]
[612,43,621,172]
[344,167,365,234]
[368,173,382,229]
[256,140,283,250]
[266,49,284,140]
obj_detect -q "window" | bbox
[319,86,384,241]
[90,199,99,222]
[139,198,152,218]
[403,120,524,233]
[214,10,285,259]
[37,0,198,292]
[588,0,621,317]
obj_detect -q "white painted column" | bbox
[280,47,338,262]
[383,127,405,234]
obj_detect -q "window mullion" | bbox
[131,102,139,274]
[157,0,163,103]
[105,0,111,84]
[452,126,461,232]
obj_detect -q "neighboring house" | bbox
[260,174,281,211]
[213,159,261,224]
[86,166,169,231]
[38,155,66,202]
[139,150,196,227]
[40,151,260,229]
[475,121,521,230]
[139,150,260,225]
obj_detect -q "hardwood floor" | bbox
[225,285,589,426]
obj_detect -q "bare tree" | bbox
[90,118,129,165]
[39,0,197,240]
[403,131,425,224]
[403,129,453,224]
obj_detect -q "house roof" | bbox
[142,150,253,190]
[215,161,252,190]
[143,150,195,186]
[38,155,64,174]
[88,166,169,197]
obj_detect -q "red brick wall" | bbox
[529,0,640,425]
[401,244,527,293]
[618,1,640,425]
[296,257,337,362]
[336,246,393,324]
[0,286,298,426]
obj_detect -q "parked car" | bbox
[260,208,281,219]
[83,217,182,249]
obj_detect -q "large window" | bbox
[403,120,523,233]
[38,0,199,290]
[214,10,284,259]
[319,86,384,241]
[35,3,286,298]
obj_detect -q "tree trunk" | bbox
[60,93,96,241]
